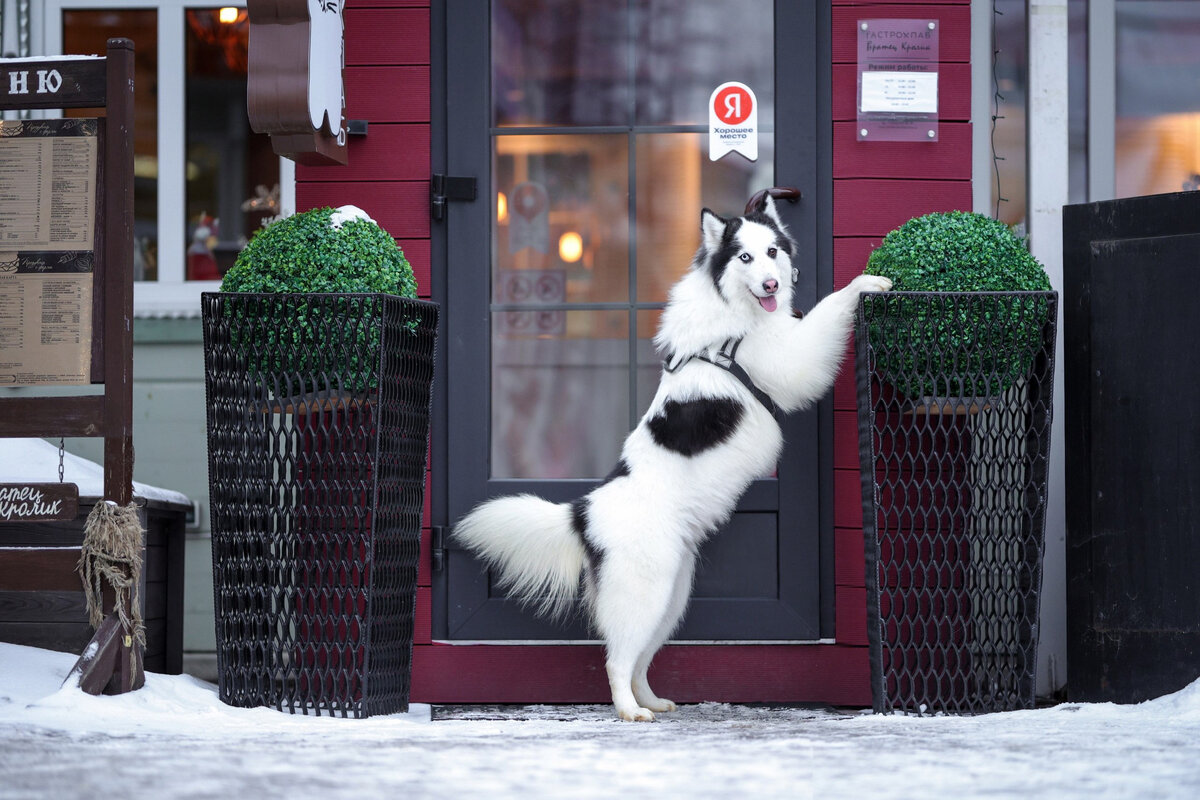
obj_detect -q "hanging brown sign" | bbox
[0,482,80,523]
[246,0,348,165]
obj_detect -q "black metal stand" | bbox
[856,291,1057,714]
[202,293,438,718]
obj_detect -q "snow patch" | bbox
[329,205,376,230]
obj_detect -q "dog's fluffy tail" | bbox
[453,494,585,619]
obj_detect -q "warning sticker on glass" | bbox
[709,82,758,162]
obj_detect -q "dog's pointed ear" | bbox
[700,208,726,250]
[758,193,784,227]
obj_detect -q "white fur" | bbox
[453,196,892,721]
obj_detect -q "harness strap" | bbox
[664,338,779,419]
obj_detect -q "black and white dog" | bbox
[454,195,892,720]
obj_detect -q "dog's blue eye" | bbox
[739,253,752,263]
[767,247,777,258]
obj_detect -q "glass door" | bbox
[439,0,829,640]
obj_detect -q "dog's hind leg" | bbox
[596,551,687,722]
[631,553,696,713]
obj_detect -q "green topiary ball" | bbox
[221,206,416,297]
[862,211,1053,399]
[220,206,418,396]
[864,211,1050,293]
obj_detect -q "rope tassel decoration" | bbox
[77,500,146,682]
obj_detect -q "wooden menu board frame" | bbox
[0,39,135,508]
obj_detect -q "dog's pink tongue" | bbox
[759,295,778,313]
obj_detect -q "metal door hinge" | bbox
[431,174,476,221]
[431,525,448,573]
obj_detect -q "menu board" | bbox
[0,118,97,385]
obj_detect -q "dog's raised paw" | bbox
[617,706,656,722]
[851,274,893,294]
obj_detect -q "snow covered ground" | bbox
[1,642,1198,799]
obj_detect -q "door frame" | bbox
[430,0,836,642]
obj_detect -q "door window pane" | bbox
[494,135,630,304]
[1115,1,1200,198]
[491,310,630,479]
[63,9,159,280]
[634,133,775,303]
[185,9,279,280]
[489,0,775,479]
[492,0,631,127]
[634,0,774,126]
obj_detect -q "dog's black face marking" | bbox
[570,496,605,573]
[744,210,794,257]
[707,217,744,293]
[648,397,745,457]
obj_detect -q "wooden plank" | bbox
[834,121,972,180]
[0,483,79,523]
[0,548,82,591]
[0,621,92,653]
[835,467,864,530]
[0,57,106,109]
[835,528,867,588]
[834,236,882,289]
[832,179,972,237]
[399,239,432,295]
[833,62,970,121]
[834,410,861,470]
[0,590,86,622]
[415,585,432,645]
[345,66,430,123]
[411,643,871,706]
[103,38,137,508]
[0,396,106,438]
[345,7,431,66]
[297,123,430,182]
[832,5,971,63]
[835,586,869,646]
[296,180,431,238]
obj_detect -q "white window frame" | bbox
[40,0,294,318]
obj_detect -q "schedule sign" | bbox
[857,19,940,142]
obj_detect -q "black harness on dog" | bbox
[663,338,779,420]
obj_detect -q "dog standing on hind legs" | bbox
[454,194,892,721]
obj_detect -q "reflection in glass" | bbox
[635,133,775,303]
[491,310,630,479]
[64,10,159,280]
[185,9,279,281]
[1115,1,1200,198]
[494,135,630,304]
[492,0,630,127]
[634,0,774,126]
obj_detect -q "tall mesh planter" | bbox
[855,291,1057,714]
[202,293,438,718]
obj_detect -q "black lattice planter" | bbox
[202,293,438,718]
[855,291,1057,714]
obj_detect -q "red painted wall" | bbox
[296,0,973,707]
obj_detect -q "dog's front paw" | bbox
[616,705,656,722]
[642,697,677,713]
[850,274,893,294]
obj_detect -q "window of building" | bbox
[982,0,1200,226]
[44,1,286,316]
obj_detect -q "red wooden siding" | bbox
[830,0,974,688]
[293,0,971,708]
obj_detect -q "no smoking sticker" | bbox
[709,81,758,162]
